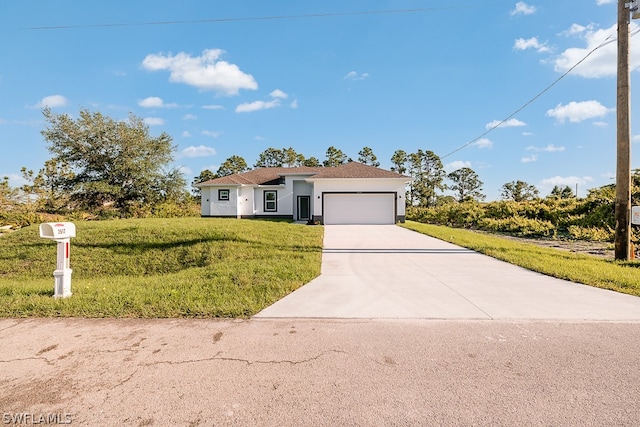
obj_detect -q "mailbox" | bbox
[39,222,76,240]
[39,222,75,298]
[633,206,640,226]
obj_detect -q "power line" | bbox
[25,5,493,30]
[441,29,632,160]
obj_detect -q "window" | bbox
[218,189,230,201]
[264,190,277,212]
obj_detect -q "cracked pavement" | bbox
[2,318,640,426]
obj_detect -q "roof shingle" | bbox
[196,162,409,186]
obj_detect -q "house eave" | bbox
[305,177,412,183]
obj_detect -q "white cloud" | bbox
[0,118,7,125]
[510,2,536,16]
[485,118,526,129]
[181,131,191,138]
[36,95,68,108]
[553,23,640,78]
[596,0,614,5]
[344,71,370,81]
[202,104,225,110]
[546,100,612,123]
[5,173,28,187]
[138,96,177,108]
[290,100,299,109]
[141,49,258,96]
[521,155,538,163]
[143,117,165,126]
[593,121,608,127]
[234,88,294,113]
[179,166,193,175]
[526,144,566,152]
[235,99,280,113]
[445,160,471,172]
[138,97,163,108]
[472,138,493,149]
[522,131,534,136]
[181,145,216,158]
[201,130,221,138]
[633,134,640,143]
[182,114,197,120]
[270,89,288,99]
[561,23,595,37]
[514,37,551,53]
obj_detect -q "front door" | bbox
[297,196,310,221]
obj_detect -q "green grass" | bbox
[400,221,640,297]
[0,218,323,317]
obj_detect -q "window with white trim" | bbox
[218,189,230,201]
[264,190,277,212]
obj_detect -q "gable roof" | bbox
[196,162,409,187]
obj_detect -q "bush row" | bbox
[406,198,629,242]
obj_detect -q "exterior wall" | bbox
[310,179,408,223]
[238,186,255,217]
[253,175,316,218]
[201,187,239,217]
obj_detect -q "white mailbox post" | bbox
[39,222,76,298]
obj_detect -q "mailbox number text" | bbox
[57,228,66,235]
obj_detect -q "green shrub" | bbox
[478,216,556,237]
[567,225,614,242]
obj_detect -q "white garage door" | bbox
[323,193,395,225]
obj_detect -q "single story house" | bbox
[195,161,411,224]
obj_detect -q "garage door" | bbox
[323,193,395,225]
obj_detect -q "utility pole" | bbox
[615,0,633,260]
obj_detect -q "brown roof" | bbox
[197,162,409,186]
[308,161,409,179]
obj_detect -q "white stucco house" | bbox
[195,161,411,224]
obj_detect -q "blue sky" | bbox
[1,0,638,200]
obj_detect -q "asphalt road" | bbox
[2,318,640,426]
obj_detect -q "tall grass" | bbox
[0,218,323,317]
[401,221,640,297]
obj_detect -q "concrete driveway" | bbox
[256,225,640,320]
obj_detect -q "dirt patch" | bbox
[497,235,614,259]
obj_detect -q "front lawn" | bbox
[0,218,323,317]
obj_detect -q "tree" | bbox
[501,180,539,202]
[408,150,446,207]
[254,148,285,168]
[447,167,485,202]
[390,150,408,175]
[323,146,349,167]
[303,157,321,167]
[408,151,425,206]
[282,147,306,167]
[191,169,217,196]
[40,107,186,215]
[20,159,74,212]
[216,155,249,177]
[421,150,446,207]
[357,147,380,167]
[0,176,18,213]
[548,185,574,199]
